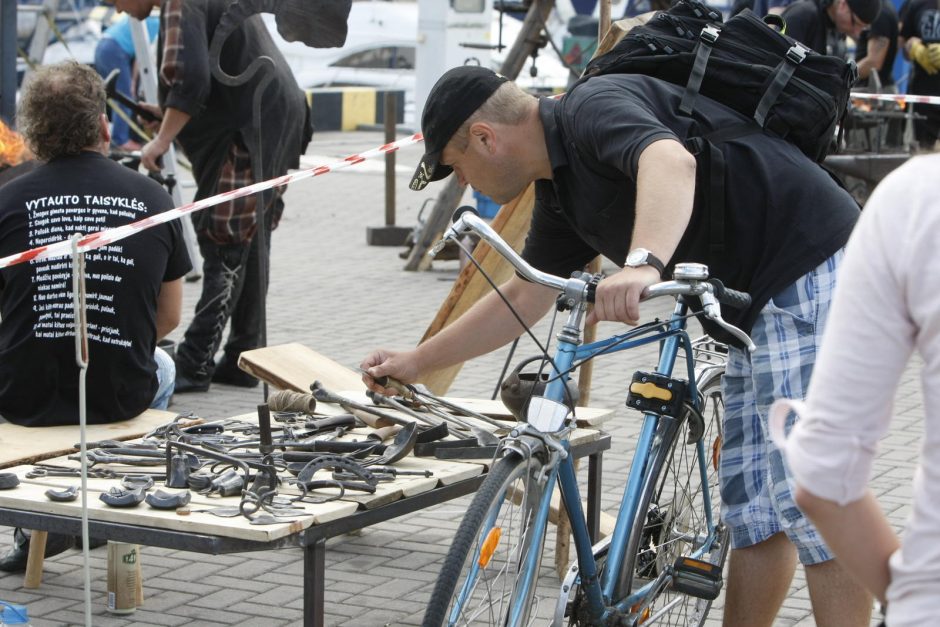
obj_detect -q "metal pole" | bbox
[0,0,16,125]
[384,91,396,227]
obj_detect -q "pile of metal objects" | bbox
[14,380,510,525]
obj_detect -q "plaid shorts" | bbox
[718,250,843,565]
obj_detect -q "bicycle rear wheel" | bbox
[619,369,728,626]
[423,454,548,627]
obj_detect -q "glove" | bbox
[928,43,940,68]
[910,40,939,75]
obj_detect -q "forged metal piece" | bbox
[210,469,245,497]
[166,453,192,488]
[369,391,498,446]
[195,506,242,518]
[26,465,122,480]
[121,474,155,491]
[0,472,19,489]
[167,440,251,495]
[146,489,192,510]
[187,472,214,492]
[99,486,146,508]
[45,486,79,502]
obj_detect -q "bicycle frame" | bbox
[503,295,719,626]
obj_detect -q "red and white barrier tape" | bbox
[850,91,940,106]
[0,133,425,270]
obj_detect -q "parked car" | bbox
[264,1,574,125]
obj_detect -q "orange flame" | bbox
[0,119,26,168]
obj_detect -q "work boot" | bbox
[173,371,210,394]
[211,359,259,388]
[0,528,74,572]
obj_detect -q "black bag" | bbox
[577,1,858,162]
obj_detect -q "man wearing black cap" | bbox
[781,0,882,56]
[363,64,871,625]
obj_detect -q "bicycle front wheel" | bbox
[619,369,728,626]
[423,453,548,627]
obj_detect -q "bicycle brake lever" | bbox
[700,293,756,351]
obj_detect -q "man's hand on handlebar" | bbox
[360,349,423,396]
[587,265,661,326]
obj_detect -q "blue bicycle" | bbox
[422,209,754,627]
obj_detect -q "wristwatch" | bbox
[625,248,666,277]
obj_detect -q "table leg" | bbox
[304,538,326,627]
[587,452,603,543]
[24,530,47,589]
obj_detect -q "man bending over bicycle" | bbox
[362,65,867,626]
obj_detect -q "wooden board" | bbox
[439,396,613,428]
[238,343,364,394]
[0,409,178,469]
[419,184,536,395]
[0,466,350,543]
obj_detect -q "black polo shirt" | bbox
[521,74,859,340]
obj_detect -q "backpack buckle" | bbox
[785,44,808,64]
[700,25,720,44]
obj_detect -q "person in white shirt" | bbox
[772,153,940,627]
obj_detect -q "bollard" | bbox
[366,91,412,247]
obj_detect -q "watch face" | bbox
[626,250,646,266]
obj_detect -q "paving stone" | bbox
[0,130,916,627]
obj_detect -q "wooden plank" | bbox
[438,396,613,428]
[238,343,364,394]
[0,409,179,469]
[419,184,536,395]
[5,465,359,536]
[0,475,313,543]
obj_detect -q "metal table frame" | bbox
[0,435,609,626]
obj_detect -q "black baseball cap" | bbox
[846,0,881,24]
[410,66,509,191]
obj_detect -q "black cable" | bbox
[452,236,555,366]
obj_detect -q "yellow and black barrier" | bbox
[305,87,406,132]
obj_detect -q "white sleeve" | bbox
[780,160,921,506]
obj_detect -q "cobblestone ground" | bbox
[0,131,919,626]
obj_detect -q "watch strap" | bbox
[628,249,666,277]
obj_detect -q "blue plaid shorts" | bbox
[718,250,843,565]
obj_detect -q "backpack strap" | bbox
[684,123,763,256]
[680,25,721,115]
[754,43,809,127]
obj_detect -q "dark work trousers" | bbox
[174,222,271,382]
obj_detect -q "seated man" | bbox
[0,61,191,571]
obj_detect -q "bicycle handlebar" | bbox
[437,207,756,351]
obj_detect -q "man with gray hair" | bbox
[0,61,190,571]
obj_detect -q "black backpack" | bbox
[576,1,858,163]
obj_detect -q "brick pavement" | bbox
[0,130,920,626]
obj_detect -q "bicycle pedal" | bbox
[670,556,722,600]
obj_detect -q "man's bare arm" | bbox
[857,35,890,79]
[589,138,696,325]
[362,275,557,390]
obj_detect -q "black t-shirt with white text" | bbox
[522,75,859,341]
[0,152,191,426]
